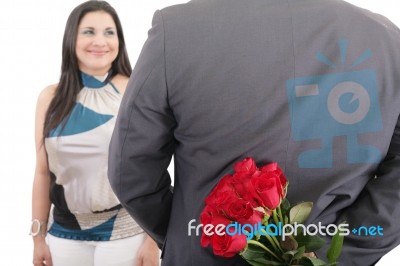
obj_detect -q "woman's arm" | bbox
[31,85,56,266]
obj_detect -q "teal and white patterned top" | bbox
[45,72,143,241]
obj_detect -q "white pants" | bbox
[47,233,145,266]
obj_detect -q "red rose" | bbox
[205,190,238,215]
[251,173,281,210]
[230,170,260,208]
[200,158,294,261]
[200,207,231,247]
[211,226,247,257]
[261,162,288,198]
[200,205,219,226]
[231,171,252,196]
[206,174,235,203]
[224,197,263,225]
[233,157,257,174]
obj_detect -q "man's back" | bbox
[109,0,400,265]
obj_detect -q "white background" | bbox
[0,0,398,265]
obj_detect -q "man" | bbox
[108,0,400,265]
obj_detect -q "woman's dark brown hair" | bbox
[43,0,131,139]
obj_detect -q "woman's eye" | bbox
[82,30,95,35]
[105,30,116,36]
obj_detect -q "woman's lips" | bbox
[88,50,108,56]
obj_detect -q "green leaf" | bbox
[282,253,294,263]
[244,261,267,266]
[289,202,313,224]
[293,246,306,260]
[299,256,330,266]
[294,232,325,252]
[240,244,265,261]
[326,222,345,263]
[241,246,283,266]
[282,246,305,262]
[245,259,284,266]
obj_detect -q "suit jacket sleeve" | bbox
[333,116,400,265]
[108,10,175,246]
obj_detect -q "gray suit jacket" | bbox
[108,0,400,265]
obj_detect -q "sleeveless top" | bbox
[45,72,143,241]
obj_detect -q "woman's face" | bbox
[76,11,119,76]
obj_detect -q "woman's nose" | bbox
[92,34,106,46]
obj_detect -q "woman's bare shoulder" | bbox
[111,74,129,94]
[37,84,58,106]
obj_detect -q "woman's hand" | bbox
[136,235,160,266]
[33,238,52,266]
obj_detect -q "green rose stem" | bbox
[272,209,280,226]
[247,240,283,262]
[260,228,284,254]
[278,205,284,225]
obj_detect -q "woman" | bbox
[31,1,159,265]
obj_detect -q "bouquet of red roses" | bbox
[200,157,344,266]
